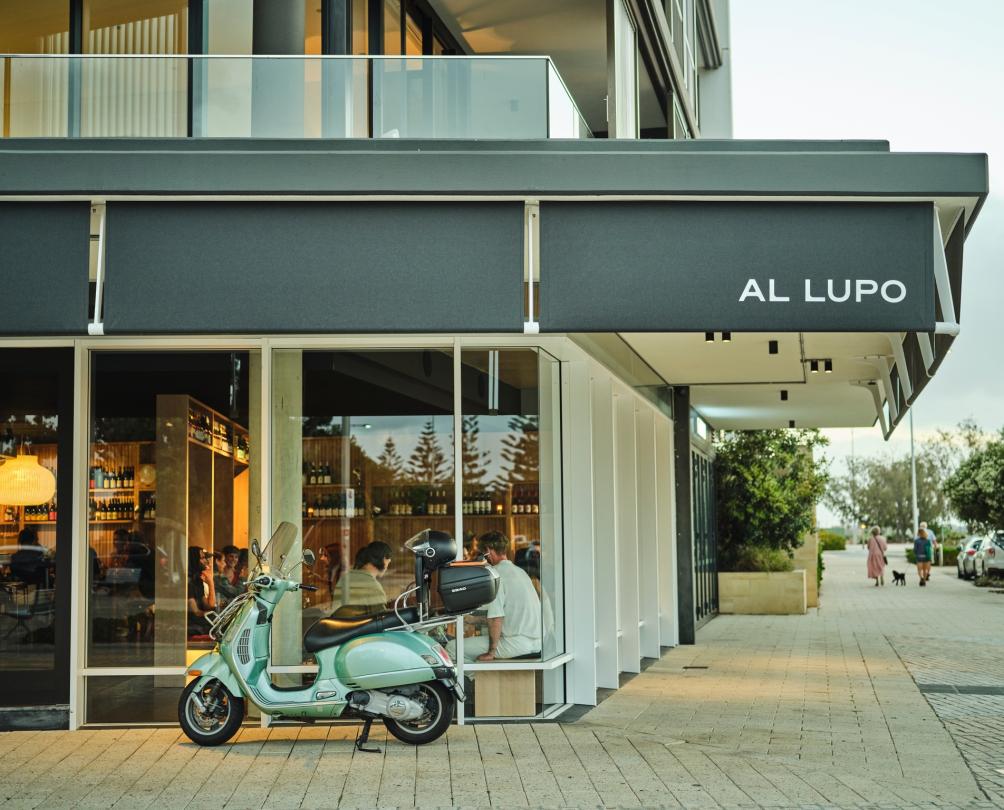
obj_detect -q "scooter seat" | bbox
[303,607,421,653]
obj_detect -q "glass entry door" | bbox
[0,348,74,712]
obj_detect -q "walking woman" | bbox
[867,525,887,586]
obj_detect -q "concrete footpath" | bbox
[1,545,1003,809]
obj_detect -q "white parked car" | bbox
[957,536,984,580]
[976,531,1004,579]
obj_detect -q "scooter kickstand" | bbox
[354,717,381,754]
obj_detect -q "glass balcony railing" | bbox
[0,55,591,140]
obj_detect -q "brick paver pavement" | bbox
[1,543,1002,809]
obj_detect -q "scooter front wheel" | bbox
[383,681,455,745]
[179,678,245,746]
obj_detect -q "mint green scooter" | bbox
[179,524,497,748]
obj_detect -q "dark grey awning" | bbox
[539,202,936,332]
[102,201,524,333]
[0,202,89,335]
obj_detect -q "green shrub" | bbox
[730,546,794,573]
[941,546,960,567]
[819,530,846,551]
[906,548,916,564]
[715,429,829,572]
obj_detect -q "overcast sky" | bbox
[729,0,1003,526]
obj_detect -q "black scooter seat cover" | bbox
[303,607,421,653]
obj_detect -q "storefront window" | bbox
[459,348,564,716]
[0,348,70,708]
[86,351,256,721]
[270,349,454,668]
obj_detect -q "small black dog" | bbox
[892,570,907,586]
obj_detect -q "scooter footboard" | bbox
[187,652,244,698]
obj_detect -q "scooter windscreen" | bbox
[259,521,299,573]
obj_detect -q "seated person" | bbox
[221,544,242,587]
[213,550,243,607]
[451,531,541,663]
[462,532,480,561]
[187,546,217,639]
[10,527,50,587]
[330,541,392,616]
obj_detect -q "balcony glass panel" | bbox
[0,55,590,140]
[547,62,590,139]
[373,57,548,139]
[80,57,187,137]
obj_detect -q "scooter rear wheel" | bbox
[179,678,245,746]
[383,681,454,745]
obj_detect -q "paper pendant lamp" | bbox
[0,454,56,505]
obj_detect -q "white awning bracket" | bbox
[853,380,888,437]
[932,205,960,339]
[524,200,540,335]
[915,332,935,375]
[885,332,912,402]
[88,200,106,337]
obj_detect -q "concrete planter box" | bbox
[791,533,819,608]
[718,570,807,615]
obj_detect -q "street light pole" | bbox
[910,408,919,537]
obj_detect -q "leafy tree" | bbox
[496,415,539,489]
[945,431,1004,532]
[406,420,450,485]
[714,429,829,571]
[376,435,406,483]
[461,415,490,485]
[825,451,949,541]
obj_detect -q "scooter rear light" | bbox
[433,643,453,666]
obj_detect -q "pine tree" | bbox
[496,415,539,488]
[462,415,490,485]
[377,435,406,483]
[406,420,450,485]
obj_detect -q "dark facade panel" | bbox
[540,202,936,332]
[0,141,987,205]
[0,203,89,335]
[103,202,523,333]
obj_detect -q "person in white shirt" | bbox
[453,531,542,663]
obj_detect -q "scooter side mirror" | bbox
[302,549,316,567]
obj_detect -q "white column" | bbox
[590,373,619,688]
[614,386,640,672]
[563,359,597,705]
[634,405,661,660]
[655,415,678,647]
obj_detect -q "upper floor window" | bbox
[0,0,70,54]
[83,0,188,54]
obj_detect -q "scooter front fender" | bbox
[187,651,244,699]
